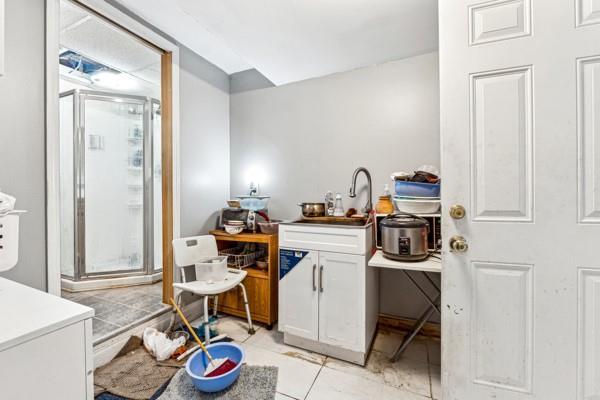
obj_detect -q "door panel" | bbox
[279,249,318,340]
[318,251,363,350]
[471,66,533,222]
[471,262,533,393]
[577,56,600,223]
[440,1,600,399]
[469,0,531,46]
[578,268,600,400]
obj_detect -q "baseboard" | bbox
[377,313,441,339]
[93,299,204,369]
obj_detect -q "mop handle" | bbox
[170,298,214,363]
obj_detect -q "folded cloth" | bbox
[157,366,278,400]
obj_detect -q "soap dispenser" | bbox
[333,193,345,217]
[375,184,394,214]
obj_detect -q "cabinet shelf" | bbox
[210,230,278,327]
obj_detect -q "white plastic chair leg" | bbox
[203,295,211,344]
[213,295,219,317]
[238,283,255,334]
[167,292,183,334]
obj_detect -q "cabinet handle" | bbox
[312,264,316,291]
[319,265,324,293]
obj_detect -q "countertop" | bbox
[368,250,442,273]
[0,277,94,352]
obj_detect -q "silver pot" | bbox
[380,214,429,261]
[298,202,326,217]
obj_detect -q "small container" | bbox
[257,221,279,234]
[393,197,441,214]
[224,224,244,235]
[255,258,269,270]
[195,256,228,282]
[333,193,345,217]
[325,191,335,216]
[395,180,440,197]
[376,195,394,214]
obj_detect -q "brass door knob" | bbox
[449,204,466,219]
[449,236,468,252]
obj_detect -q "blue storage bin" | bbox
[186,342,245,393]
[395,180,440,198]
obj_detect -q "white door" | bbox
[279,249,319,340]
[318,251,363,350]
[440,1,600,399]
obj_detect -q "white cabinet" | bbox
[0,278,94,400]
[279,249,319,341]
[318,251,364,349]
[279,223,378,365]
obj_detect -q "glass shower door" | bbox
[81,95,146,276]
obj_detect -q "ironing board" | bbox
[368,250,441,362]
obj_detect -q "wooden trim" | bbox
[161,52,174,304]
[378,313,441,339]
[71,0,165,54]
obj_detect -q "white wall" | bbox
[0,0,47,290]
[230,52,441,321]
[179,47,231,236]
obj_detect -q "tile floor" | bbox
[62,281,169,342]
[201,315,441,400]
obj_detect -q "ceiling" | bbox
[59,0,161,96]
[115,0,438,85]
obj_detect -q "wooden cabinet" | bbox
[210,230,278,328]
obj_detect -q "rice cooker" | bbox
[380,214,430,261]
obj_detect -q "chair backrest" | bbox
[172,235,218,268]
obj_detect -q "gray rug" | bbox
[157,366,278,400]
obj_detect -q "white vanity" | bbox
[0,278,95,400]
[278,221,378,365]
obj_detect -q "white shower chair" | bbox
[168,235,255,343]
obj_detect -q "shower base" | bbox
[62,271,162,292]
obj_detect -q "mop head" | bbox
[205,358,238,377]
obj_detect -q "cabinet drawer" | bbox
[279,223,371,255]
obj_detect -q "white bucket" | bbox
[194,256,228,283]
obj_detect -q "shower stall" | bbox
[60,89,162,285]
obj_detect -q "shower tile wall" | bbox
[84,100,144,273]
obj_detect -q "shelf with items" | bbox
[209,229,278,328]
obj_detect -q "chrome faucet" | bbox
[349,167,373,213]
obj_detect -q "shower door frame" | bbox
[61,89,160,280]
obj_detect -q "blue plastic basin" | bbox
[186,342,245,393]
[395,180,440,198]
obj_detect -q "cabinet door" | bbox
[279,249,319,340]
[318,251,364,350]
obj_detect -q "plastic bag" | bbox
[142,327,186,361]
[0,190,16,216]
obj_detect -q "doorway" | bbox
[52,0,175,343]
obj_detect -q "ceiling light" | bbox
[92,71,138,91]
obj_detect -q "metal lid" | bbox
[380,214,429,229]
